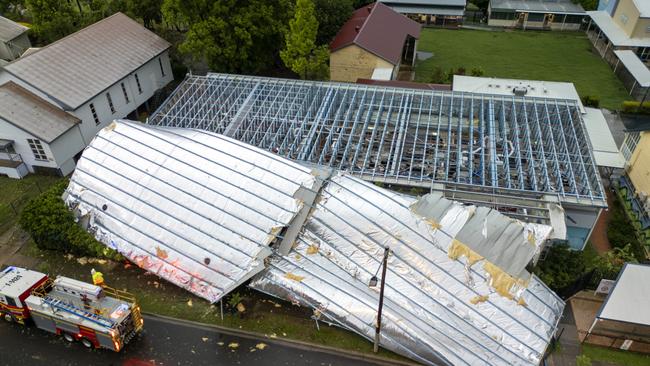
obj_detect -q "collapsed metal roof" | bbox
[65,121,564,365]
[63,120,319,302]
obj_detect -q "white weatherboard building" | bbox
[0,13,173,178]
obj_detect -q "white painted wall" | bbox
[70,51,173,142]
[0,50,173,177]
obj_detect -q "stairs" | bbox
[130,303,144,332]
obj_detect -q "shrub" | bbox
[533,243,586,292]
[582,95,600,108]
[608,193,647,261]
[470,67,485,77]
[19,180,121,260]
[622,100,650,114]
[429,67,446,84]
[576,354,592,366]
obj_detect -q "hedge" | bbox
[622,101,650,115]
[19,180,121,260]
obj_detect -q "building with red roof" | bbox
[329,2,421,82]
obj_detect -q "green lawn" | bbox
[415,29,630,110]
[582,344,650,366]
[0,175,63,233]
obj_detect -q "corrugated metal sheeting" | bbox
[63,121,317,302]
[65,121,564,365]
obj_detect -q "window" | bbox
[564,15,584,24]
[106,92,115,114]
[527,12,545,22]
[121,82,130,103]
[135,73,143,94]
[90,103,100,125]
[646,26,650,33]
[621,132,641,161]
[159,57,166,77]
[490,11,516,20]
[27,139,48,161]
[5,296,17,307]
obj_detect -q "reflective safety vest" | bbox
[92,271,105,286]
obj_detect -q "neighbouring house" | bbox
[0,82,82,178]
[619,122,650,252]
[452,75,625,250]
[0,15,30,61]
[0,12,173,178]
[488,0,586,31]
[329,2,421,82]
[584,263,650,353]
[379,0,466,27]
[587,0,650,63]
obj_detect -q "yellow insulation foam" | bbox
[470,295,489,304]
[483,262,528,300]
[284,272,305,282]
[448,239,484,265]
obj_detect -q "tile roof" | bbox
[0,15,28,43]
[4,13,170,110]
[0,82,80,143]
[330,2,421,65]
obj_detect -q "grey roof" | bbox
[614,50,650,88]
[490,0,585,13]
[381,0,466,7]
[0,82,80,143]
[0,16,28,43]
[388,4,465,15]
[4,13,170,110]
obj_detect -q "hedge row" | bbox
[19,180,121,260]
[622,101,650,115]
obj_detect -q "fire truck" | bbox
[0,266,143,351]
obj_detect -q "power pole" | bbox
[372,246,390,353]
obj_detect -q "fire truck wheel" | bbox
[3,313,14,323]
[81,338,94,348]
[63,333,75,342]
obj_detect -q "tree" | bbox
[313,0,353,45]
[126,0,162,29]
[533,243,586,292]
[26,0,80,44]
[281,0,329,80]
[169,0,292,74]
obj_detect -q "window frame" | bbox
[159,57,166,77]
[135,73,143,94]
[90,103,100,125]
[106,92,116,114]
[121,82,130,103]
[27,138,48,161]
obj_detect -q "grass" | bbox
[0,175,63,233]
[582,344,650,366]
[16,239,411,363]
[415,29,630,110]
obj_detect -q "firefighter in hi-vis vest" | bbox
[91,268,105,287]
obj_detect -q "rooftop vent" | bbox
[513,86,528,96]
[355,25,360,32]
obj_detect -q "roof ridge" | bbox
[354,2,378,44]
[5,12,125,65]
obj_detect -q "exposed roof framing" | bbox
[149,73,606,213]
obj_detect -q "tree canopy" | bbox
[313,0,353,45]
[281,0,328,80]
[164,0,292,74]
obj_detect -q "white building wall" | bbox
[71,51,173,142]
[0,117,59,173]
[0,50,173,176]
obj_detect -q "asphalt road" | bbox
[0,315,382,366]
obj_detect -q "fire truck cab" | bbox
[0,266,48,324]
[0,266,143,352]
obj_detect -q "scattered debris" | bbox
[255,343,267,350]
[236,303,246,313]
[77,257,88,265]
[202,337,209,342]
[306,245,319,255]
[470,295,489,305]
[274,303,281,308]
[228,342,239,349]
[217,342,224,346]
[187,299,193,307]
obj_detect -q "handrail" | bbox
[102,285,136,304]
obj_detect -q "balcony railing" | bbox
[0,152,24,168]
